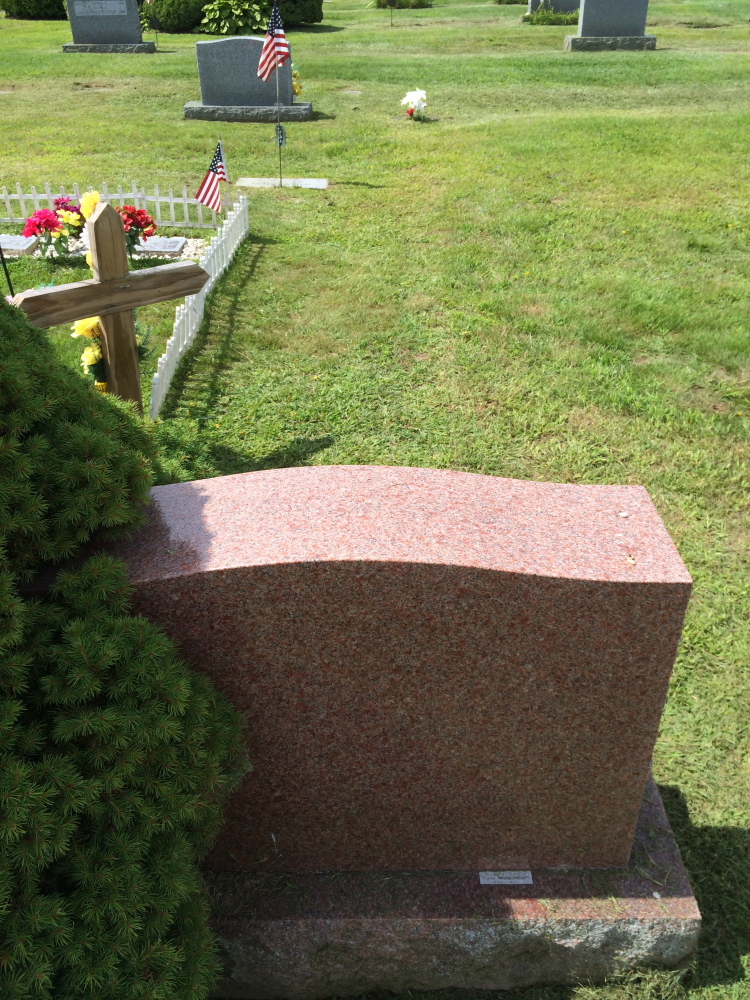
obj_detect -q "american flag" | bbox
[195,141,228,213]
[257,3,290,83]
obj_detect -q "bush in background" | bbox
[0,301,246,999]
[0,0,66,19]
[375,0,431,9]
[522,0,578,22]
[146,0,206,32]
[279,0,323,25]
[200,0,267,34]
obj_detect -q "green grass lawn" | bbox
[2,2,749,997]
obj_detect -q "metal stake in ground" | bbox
[276,62,283,187]
[11,203,209,415]
[0,243,14,298]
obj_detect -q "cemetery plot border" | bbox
[1,182,218,230]
[149,197,249,418]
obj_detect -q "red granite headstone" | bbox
[109,465,691,872]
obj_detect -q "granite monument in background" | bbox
[107,464,700,997]
[183,36,313,123]
[63,0,155,53]
[565,0,656,50]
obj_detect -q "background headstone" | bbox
[64,0,156,52]
[183,36,313,123]
[565,0,655,49]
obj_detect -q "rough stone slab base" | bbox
[183,101,313,123]
[62,42,156,53]
[564,34,657,50]
[207,780,699,999]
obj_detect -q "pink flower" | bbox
[23,209,62,237]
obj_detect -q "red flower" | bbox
[23,209,63,237]
[406,107,414,117]
[116,205,156,237]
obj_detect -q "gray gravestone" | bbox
[183,36,313,123]
[63,0,155,52]
[565,0,655,49]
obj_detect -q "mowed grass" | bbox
[2,2,750,997]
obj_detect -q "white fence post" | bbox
[148,198,249,419]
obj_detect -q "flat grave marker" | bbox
[0,235,38,255]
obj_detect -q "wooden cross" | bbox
[12,202,210,415]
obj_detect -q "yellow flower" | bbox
[80,191,100,220]
[58,210,82,227]
[81,342,102,373]
[85,250,93,269]
[72,316,101,339]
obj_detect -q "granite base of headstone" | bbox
[96,465,700,996]
[565,0,656,50]
[63,0,155,53]
[183,37,313,123]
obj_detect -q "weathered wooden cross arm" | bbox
[11,202,210,416]
[13,262,210,329]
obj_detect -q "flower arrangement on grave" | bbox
[401,89,427,121]
[292,64,304,97]
[72,311,151,391]
[71,315,107,389]
[80,189,100,219]
[116,205,158,255]
[22,197,85,258]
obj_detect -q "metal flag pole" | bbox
[0,243,14,298]
[276,62,283,188]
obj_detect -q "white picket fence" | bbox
[1,181,218,229]
[149,197,250,419]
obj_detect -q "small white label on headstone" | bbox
[479,870,533,885]
[74,0,128,15]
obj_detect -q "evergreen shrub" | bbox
[148,0,206,33]
[375,0,431,8]
[279,0,323,25]
[0,301,247,999]
[0,303,153,586]
[0,0,66,18]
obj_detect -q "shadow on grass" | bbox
[288,24,345,32]
[659,784,750,993]
[158,235,273,421]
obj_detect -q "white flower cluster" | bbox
[401,89,427,113]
